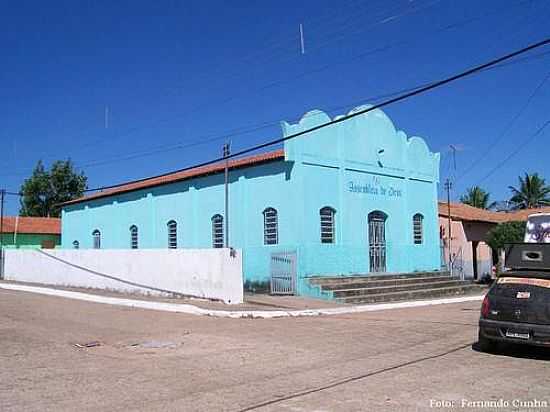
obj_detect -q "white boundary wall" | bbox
[3,248,243,304]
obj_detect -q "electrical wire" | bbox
[8,0,372,155]
[59,42,550,172]
[306,0,441,53]
[42,0,526,162]
[77,38,550,194]
[456,70,550,182]
[189,0,389,82]
[75,81,438,169]
[1,43,548,181]
[84,0,433,151]
[476,119,550,185]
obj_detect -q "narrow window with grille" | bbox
[92,230,101,249]
[263,207,278,245]
[212,214,224,248]
[320,207,336,243]
[130,225,138,249]
[167,220,177,249]
[413,213,424,244]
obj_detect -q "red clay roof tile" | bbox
[62,149,285,206]
[1,217,61,235]
[438,201,550,223]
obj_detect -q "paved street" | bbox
[1,289,549,412]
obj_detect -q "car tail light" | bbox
[481,295,490,318]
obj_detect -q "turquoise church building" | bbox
[61,105,441,298]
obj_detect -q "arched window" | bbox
[263,207,278,245]
[92,230,101,249]
[320,207,336,243]
[413,213,424,244]
[167,220,177,249]
[130,225,138,249]
[211,214,224,248]
[73,240,80,249]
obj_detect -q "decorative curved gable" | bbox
[282,105,439,182]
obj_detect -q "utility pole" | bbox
[223,142,231,249]
[445,179,453,277]
[0,189,5,280]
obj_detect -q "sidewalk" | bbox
[0,280,339,311]
[0,280,486,318]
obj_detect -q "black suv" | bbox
[478,243,550,351]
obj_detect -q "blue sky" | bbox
[1,0,549,214]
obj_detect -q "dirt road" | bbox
[1,289,548,411]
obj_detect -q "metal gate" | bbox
[270,251,296,295]
[451,246,465,280]
[368,211,387,273]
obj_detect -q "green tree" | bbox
[19,160,87,218]
[460,186,495,209]
[509,173,550,209]
[486,221,525,252]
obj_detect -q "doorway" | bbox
[368,211,387,273]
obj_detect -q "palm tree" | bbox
[460,186,495,209]
[508,173,550,209]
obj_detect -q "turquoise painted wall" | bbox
[62,106,441,296]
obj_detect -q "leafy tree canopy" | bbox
[19,160,87,218]
[460,186,495,209]
[486,221,525,251]
[509,173,550,210]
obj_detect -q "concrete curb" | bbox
[0,283,485,319]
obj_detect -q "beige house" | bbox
[438,202,550,280]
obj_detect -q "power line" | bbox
[17,1,376,150]
[0,78,441,176]
[456,69,550,182]
[306,0,442,54]
[86,0,434,151]
[188,0,386,82]
[38,0,534,165]
[256,0,542,93]
[79,38,550,194]
[0,42,548,181]
[192,0,410,84]
[44,0,397,156]
[476,119,550,185]
[75,81,438,169]
[51,46,550,173]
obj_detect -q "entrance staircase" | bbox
[307,271,486,304]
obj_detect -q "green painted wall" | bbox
[1,233,60,249]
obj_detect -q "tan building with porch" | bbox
[438,202,550,280]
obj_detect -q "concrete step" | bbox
[308,271,449,286]
[332,279,471,298]
[319,275,456,291]
[336,284,486,304]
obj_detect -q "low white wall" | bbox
[3,248,243,304]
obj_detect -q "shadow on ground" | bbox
[472,341,550,361]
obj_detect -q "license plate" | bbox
[516,291,531,299]
[506,330,530,340]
